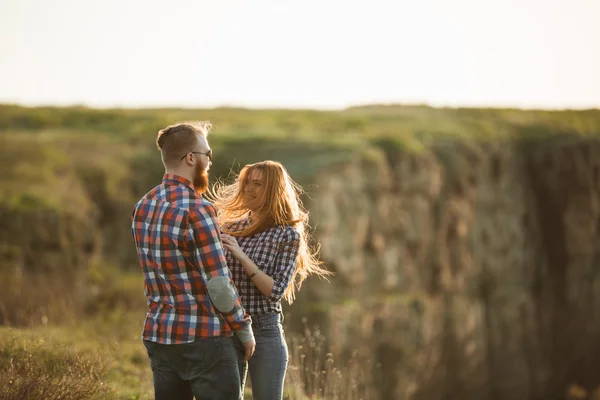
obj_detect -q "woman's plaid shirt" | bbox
[224,218,300,315]
[131,174,251,344]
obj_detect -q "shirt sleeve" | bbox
[188,202,252,332]
[269,227,301,302]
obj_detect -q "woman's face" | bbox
[243,169,265,212]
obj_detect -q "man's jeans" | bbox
[234,313,289,400]
[143,336,241,400]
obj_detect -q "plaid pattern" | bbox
[224,218,300,315]
[131,174,251,344]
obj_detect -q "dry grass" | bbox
[284,319,374,400]
[0,335,108,400]
[0,316,368,400]
[0,271,80,328]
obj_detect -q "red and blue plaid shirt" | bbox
[131,174,251,344]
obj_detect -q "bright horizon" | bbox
[1,0,599,110]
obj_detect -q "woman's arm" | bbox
[267,229,300,302]
[237,251,275,297]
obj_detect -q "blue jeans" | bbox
[235,313,289,400]
[143,336,241,400]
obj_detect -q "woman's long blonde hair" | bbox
[208,160,331,304]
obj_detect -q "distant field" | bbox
[2,103,599,211]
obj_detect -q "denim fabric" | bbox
[143,335,241,400]
[235,313,289,400]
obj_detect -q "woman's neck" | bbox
[248,210,271,225]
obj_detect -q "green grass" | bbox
[3,103,599,147]
[1,103,599,213]
[0,309,367,400]
[0,315,153,400]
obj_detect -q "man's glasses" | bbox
[181,150,212,161]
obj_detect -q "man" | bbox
[131,121,255,400]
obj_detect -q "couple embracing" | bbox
[131,121,330,399]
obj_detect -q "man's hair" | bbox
[156,121,212,167]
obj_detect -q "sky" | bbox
[1,0,599,110]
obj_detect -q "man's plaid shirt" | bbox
[131,174,251,344]
[224,218,300,315]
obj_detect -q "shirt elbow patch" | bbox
[207,277,235,313]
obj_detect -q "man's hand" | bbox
[243,337,256,362]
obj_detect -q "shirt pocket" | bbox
[248,240,280,272]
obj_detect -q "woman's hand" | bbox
[221,233,247,261]
[222,233,274,296]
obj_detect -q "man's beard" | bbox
[193,162,209,194]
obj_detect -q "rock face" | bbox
[299,137,600,400]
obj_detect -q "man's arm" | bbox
[188,202,254,344]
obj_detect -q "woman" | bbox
[209,160,331,400]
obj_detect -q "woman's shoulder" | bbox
[270,224,300,243]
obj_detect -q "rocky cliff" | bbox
[294,134,600,399]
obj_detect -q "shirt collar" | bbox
[162,174,197,193]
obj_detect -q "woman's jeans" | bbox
[234,313,289,400]
[143,335,241,400]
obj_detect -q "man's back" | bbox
[132,174,249,344]
[132,122,253,400]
